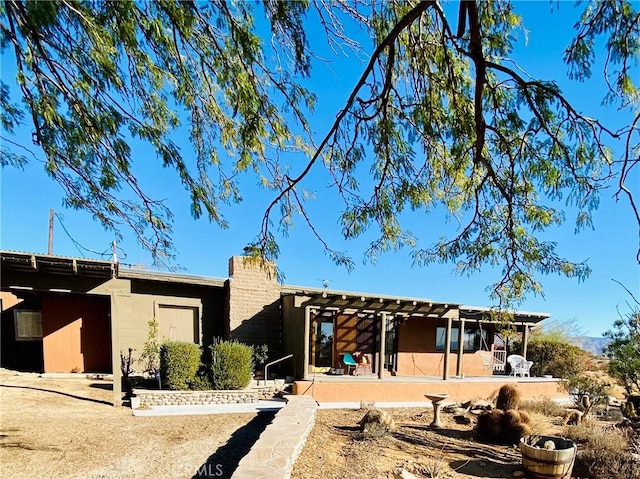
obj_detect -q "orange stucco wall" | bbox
[0,292,22,310]
[396,317,494,377]
[293,379,565,403]
[42,295,111,373]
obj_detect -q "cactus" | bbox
[496,384,521,411]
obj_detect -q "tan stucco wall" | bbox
[87,278,206,405]
[293,379,566,403]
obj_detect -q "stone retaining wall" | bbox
[133,384,283,407]
[133,389,258,407]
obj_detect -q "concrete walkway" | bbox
[231,395,317,479]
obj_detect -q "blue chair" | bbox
[342,353,357,375]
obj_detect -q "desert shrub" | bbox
[358,409,395,439]
[562,373,610,410]
[565,423,640,479]
[519,397,566,417]
[525,411,553,436]
[524,339,588,378]
[160,341,201,390]
[120,347,135,395]
[210,339,253,390]
[496,384,520,410]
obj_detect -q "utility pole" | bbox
[48,209,54,255]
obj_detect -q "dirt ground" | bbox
[0,369,272,479]
[292,407,544,479]
[1,368,626,479]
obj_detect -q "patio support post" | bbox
[456,317,465,377]
[443,315,453,380]
[522,324,529,359]
[303,306,311,380]
[378,312,387,379]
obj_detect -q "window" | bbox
[14,310,43,341]
[436,327,488,352]
[436,327,459,351]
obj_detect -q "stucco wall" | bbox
[396,316,493,377]
[42,294,111,373]
[293,378,566,403]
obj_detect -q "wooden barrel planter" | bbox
[520,435,577,479]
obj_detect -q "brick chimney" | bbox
[226,256,282,353]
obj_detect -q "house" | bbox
[1,251,551,405]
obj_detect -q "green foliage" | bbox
[1,1,638,303]
[604,310,640,395]
[251,344,269,371]
[562,374,611,410]
[159,341,201,391]
[496,384,520,411]
[524,339,588,378]
[189,366,213,391]
[139,316,160,374]
[210,339,253,390]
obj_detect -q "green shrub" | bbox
[210,339,253,390]
[252,344,269,372]
[160,341,201,390]
[189,373,213,391]
[524,339,588,378]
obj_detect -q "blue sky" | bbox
[1,1,638,337]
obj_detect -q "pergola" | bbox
[283,287,549,380]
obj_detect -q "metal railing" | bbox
[263,353,293,386]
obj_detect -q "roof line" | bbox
[119,268,227,287]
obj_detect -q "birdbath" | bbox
[425,393,449,428]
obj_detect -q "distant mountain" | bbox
[571,336,611,357]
